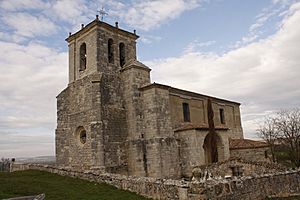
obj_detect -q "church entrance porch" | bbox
[203,132,225,164]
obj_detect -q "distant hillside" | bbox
[16,156,56,164]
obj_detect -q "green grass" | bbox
[0,170,149,200]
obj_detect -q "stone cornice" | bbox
[66,19,139,43]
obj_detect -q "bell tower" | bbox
[56,16,147,173]
[66,16,139,83]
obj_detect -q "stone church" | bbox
[56,16,252,179]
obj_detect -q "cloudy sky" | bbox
[0,0,299,158]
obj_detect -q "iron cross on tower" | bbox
[97,7,108,21]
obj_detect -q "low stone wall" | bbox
[10,163,30,172]
[230,147,270,163]
[192,158,286,178]
[10,163,300,200]
[190,170,300,199]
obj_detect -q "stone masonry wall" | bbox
[68,26,98,83]
[120,64,151,177]
[59,20,140,174]
[175,129,206,178]
[97,27,137,74]
[192,158,286,179]
[100,72,128,173]
[175,129,231,178]
[56,73,104,170]
[10,163,300,200]
[230,147,270,163]
[141,87,180,179]
[68,20,138,83]
[169,93,243,139]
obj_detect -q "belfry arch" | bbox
[119,42,125,67]
[79,43,87,71]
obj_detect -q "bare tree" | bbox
[257,116,279,162]
[276,109,300,167]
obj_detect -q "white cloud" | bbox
[0,0,202,41]
[110,0,202,31]
[0,31,27,43]
[0,42,67,129]
[234,0,297,47]
[146,2,300,138]
[0,0,95,40]
[1,12,58,38]
[50,0,89,25]
[184,40,216,53]
[272,0,297,6]
[140,35,162,44]
[0,0,48,11]
[0,41,68,156]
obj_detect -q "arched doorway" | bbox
[203,132,222,164]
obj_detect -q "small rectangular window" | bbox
[183,103,190,122]
[219,108,225,124]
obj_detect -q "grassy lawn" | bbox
[0,170,149,200]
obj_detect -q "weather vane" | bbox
[97,7,108,21]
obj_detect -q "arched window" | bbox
[79,43,87,71]
[119,42,125,67]
[108,39,114,63]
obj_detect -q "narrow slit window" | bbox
[79,130,87,144]
[119,42,125,67]
[182,103,190,122]
[79,43,87,71]
[108,39,114,63]
[220,108,225,124]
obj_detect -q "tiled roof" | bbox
[139,83,241,105]
[229,139,269,150]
